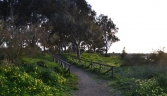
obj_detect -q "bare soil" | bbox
[71,65,112,96]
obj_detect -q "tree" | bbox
[149,48,166,64]
[68,0,95,59]
[0,0,120,61]
[49,0,95,59]
[121,47,127,59]
[97,14,120,55]
[85,21,103,53]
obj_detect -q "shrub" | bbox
[113,64,167,96]
[122,54,150,66]
[37,61,47,68]
[157,74,167,88]
[120,47,127,59]
[125,78,167,96]
[149,49,167,65]
[0,53,77,96]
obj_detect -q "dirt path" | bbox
[71,65,112,96]
[54,54,119,96]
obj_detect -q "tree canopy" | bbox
[0,0,120,59]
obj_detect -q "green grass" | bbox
[80,53,121,66]
[62,52,167,96]
[62,53,121,67]
[110,64,167,96]
[0,53,78,96]
[62,53,121,76]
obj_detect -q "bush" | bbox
[157,74,167,88]
[120,47,127,59]
[126,78,166,96]
[0,53,77,96]
[149,49,167,65]
[37,61,47,68]
[113,64,167,96]
[122,54,150,66]
[0,66,49,95]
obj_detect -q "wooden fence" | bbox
[48,52,114,77]
[52,56,71,76]
[71,57,115,77]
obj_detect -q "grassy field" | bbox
[63,52,167,96]
[80,53,121,66]
[62,53,121,67]
[0,53,78,96]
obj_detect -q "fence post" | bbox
[69,65,71,76]
[99,64,102,72]
[91,62,93,70]
[54,58,55,62]
[111,67,114,77]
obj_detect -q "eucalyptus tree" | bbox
[84,21,103,53]
[96,14,120,55]
[0,0,10,21]
[68,0,97,59]
[0,0,120,59]
[48,0,96,58]
[0,0,57,57]
[0,20,5,47]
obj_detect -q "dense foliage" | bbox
[0,0,119,60]
[0,53,78,96]
[0,0,119,95]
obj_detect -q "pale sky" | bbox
[86,0,167,53]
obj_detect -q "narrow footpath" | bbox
[54,54,119,96]
[70,65,112,96]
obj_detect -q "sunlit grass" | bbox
[63,52,121,66]
[81,53,120,66]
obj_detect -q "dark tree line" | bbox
[0,0,119,59]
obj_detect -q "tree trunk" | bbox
[93,47,96,53]
[76,44,80,59]
[105,39,108,55]
[31,35,36,48]
[105,49,107,55]
[10,3,14,24]
[74,41,81,59]
[57,45,61,53]
[43,43,45,52]
[87,45,90,52]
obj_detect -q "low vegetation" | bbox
[80,53,121,66]
[62,53,121,66]
[0,53,78,96]
[63,52,167,96]
[112,64,167,96]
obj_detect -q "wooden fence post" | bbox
[91,62,93,70]
[68,56,114,77]
[99,64,102,72]
[111,67,114,77]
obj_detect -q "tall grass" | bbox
[117,64,167,79]
[112,63,167,96]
